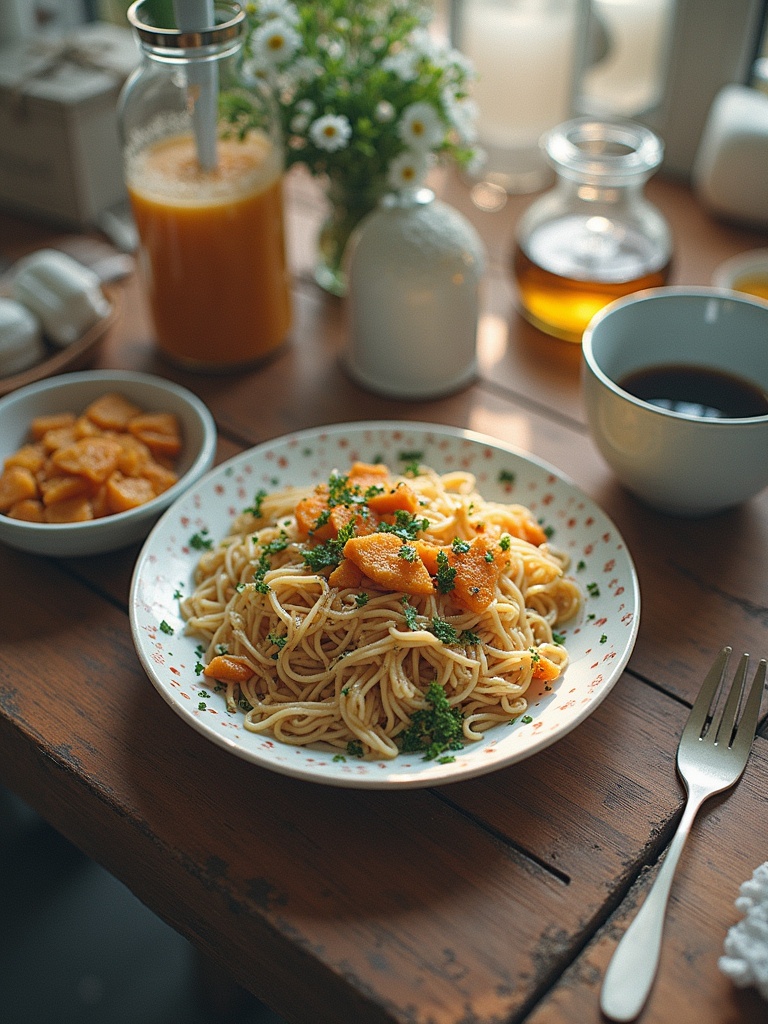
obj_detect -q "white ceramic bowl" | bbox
[0,370,217,556]
[582,287,768,516]
[712,248,768,304]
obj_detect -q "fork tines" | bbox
[685,647,766,751]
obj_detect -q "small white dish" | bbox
[0,369,217,557]
[130,421,640,789]
[712,248,768,304]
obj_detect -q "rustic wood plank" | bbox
[523,737,768,1024]
[0,534,721,1024]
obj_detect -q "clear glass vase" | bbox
[314,179,387,296]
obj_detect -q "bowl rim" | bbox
[711,248,768,300]
[0,368,218,537]
[582,286,768,427]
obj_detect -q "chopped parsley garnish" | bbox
[498,469,516,484]
[302,520,355,572]
[499,534,511,551]
[159,620,174,635]
[378,510,429,542]
[458,629,482,645]
[600,633,608,644]
[346,740,364,758]
[587,582,601,597]
[577,560,586,572]
[400,681,464,761]
[401,597,419,631]
[484,551,495,563]
[354,592,369,607]
[451,538,470,554]
[243,489,268,517]
[189,529,213,550]
[552,631,566,645]
[435,550,457,594]
[431,616,458,644]
[398,544,417,562]
[267,631,287,657]
[521,715,533,724]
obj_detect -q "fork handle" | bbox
[600,789,706,1022]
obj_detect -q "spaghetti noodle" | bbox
[181,462,582,760]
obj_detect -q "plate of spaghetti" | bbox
[130,421,640,788]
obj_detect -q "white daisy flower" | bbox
[309,114,353,152]
[374,100,396,123]
[397,101,445,151]
[251,17,301,65]
[255,0,300,26]
[442,90,478,146]
[387,150,430,191]
[382,48,420,82]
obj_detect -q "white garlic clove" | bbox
[11,249,112,348]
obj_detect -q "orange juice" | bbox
[126,132,292,369]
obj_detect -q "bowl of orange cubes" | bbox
[0,369,217,556]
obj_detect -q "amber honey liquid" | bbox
[513,215,672,343]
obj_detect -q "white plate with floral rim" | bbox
[129,421,640,788]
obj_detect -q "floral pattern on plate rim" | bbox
[129,421,640,789]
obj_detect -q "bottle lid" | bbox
[127,0,244,49]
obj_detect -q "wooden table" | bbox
[1,166,767,1024]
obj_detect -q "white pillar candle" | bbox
[459,0,583,191]
[580,0,676,117]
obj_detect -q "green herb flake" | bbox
[587,582,601,597]
[431,616,458,644]
[400,681,464,761]
[159,620,174,635]
[552,631,566,645]
[600,634,608,644]
[451,538,470,554]
[435,550,457,594]
[346,740,364,759]
[401,597,419,631]
[498,469,516,484]
[243,488,268,518]
[354,592,369,607]
[398,544,417,562]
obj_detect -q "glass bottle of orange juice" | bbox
[119,0,292,370]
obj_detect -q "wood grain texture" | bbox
[1,169,768,1024]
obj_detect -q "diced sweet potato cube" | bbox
[343,532,434,596]
[532,652,562,682]
[105,472,156,513]
[328,557,364,589]
[295,491,334,540]
[73,415,102,439]
[40,426,78,453]
[128,413,182,458]
[85,392,144,431]
[203,654,253,684]
[7,498,46,522]
[51,436,123,484]
[141,461,178,495]
[91,485,110,519]
[367,481,419,515]
[30,413,75,440]
[0,465,38,512]
[40,474,91,506]
[44,495,94,523]
[5,444,46,475]
[450,536,506,613]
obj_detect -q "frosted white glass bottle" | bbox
[344,189,485,400]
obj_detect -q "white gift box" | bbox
[0,22,139,228]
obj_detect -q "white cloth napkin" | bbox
[719,862,768,999]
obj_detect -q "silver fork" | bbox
[601,646,766,1022]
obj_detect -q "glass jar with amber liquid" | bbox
[512,118,672,342]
